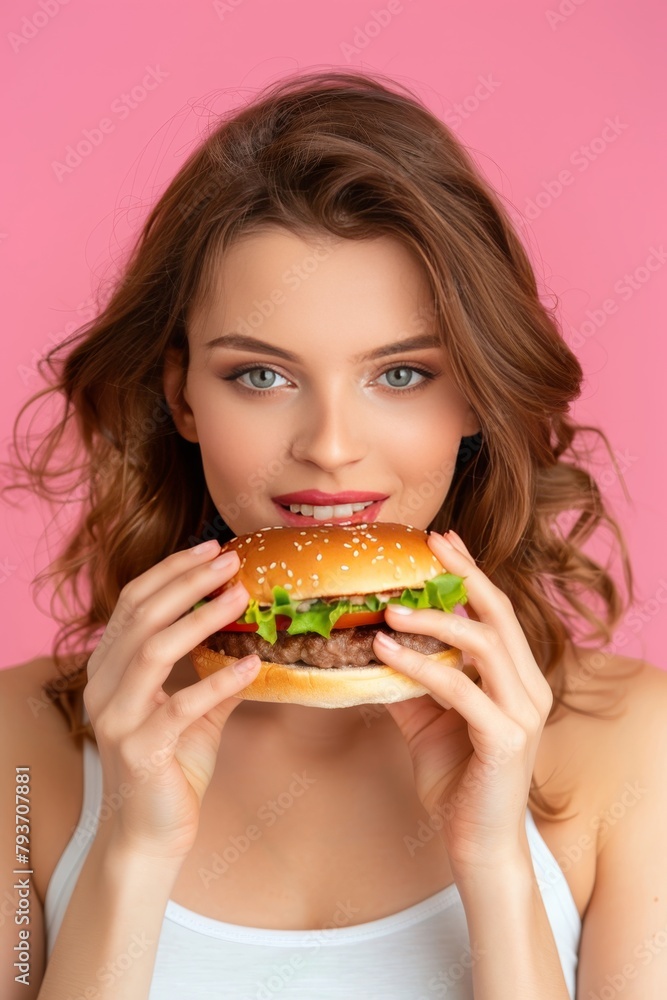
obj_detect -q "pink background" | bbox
[1,0,665,670]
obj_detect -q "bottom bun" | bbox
[189,642,464,709]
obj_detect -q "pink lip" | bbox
[271,497,387,527]
[272,490,388,505]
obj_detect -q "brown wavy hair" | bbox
[1,69,638,821]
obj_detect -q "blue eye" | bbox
[220,362,437,395]
[377,366,433,391]
[227,367,289,391]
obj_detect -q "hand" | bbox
[373,530,554,878]
[83,540,261,864]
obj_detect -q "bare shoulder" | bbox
[0,655,87,906]
[598,654,667,803]
[0,654,78,739]
[554,651,667,996]
[551,648,667,849]
[558,646,666,734]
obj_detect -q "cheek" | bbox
[200,430,279,499]
[384,401,462,524]
[192,390,280,496]
[382,397,461,465]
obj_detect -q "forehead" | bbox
[191,226,437,352]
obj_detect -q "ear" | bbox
[163,345,199,443]
[462,405,482,438]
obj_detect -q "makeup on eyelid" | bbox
[216,362,441,396]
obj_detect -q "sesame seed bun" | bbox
[208,521,449,602]
[189,522,466,709]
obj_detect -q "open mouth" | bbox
[272,497,387,526]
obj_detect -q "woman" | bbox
[1,69,665,999]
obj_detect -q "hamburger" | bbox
[189,521,468,709]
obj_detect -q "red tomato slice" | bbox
[219,610,386,632]
[331,610,385,628]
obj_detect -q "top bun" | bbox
[214,522,446,604]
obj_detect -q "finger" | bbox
[87,539,227,683]
[427,530,545,703]
[373,632,525,754]
[109,583,254,720]
[140,654,262,750]
[88,546,241,697]
[382,693,449,738]
[380,607,535,723]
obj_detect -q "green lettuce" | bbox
[195,572,467,645]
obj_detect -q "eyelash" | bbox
[219,362,438,396]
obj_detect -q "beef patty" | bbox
[206,623,451,669]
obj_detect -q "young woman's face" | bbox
[166,226,480,537]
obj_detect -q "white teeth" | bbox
[287,500,375,518]
[289,504,314,515]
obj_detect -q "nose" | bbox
[288,391,367,471]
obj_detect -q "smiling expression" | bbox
[163,226,480,537]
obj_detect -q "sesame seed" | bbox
[269,562,277,569]
[258,546,265,552]
[341,565,349,570]
[284,583,292,590]
[343,543,352,548]
[361,542,367,550]
[286,569,294,577]
[245,537,252,543]
[296,578,302,586]
[395,542,402,549]
[258,576,265,583]
[353,550,359,556]
[316,553,323,561]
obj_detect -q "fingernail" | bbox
[209,551,238,571]
[234,655,261,675]
[386,604,413,615]
[192,539,220,554]
[375,631,401,649]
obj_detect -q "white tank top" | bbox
[44,710,581,998]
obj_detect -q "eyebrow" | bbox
[204,332,442,363]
